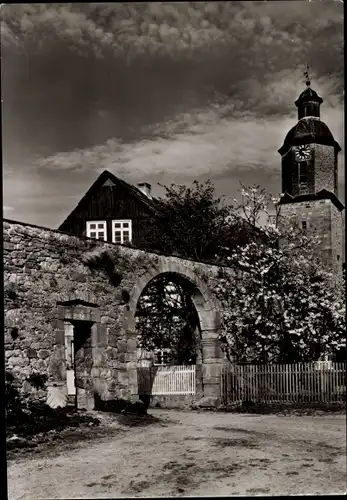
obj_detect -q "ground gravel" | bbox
[7,409,347,498]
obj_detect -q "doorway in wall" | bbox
[65,320,94,409]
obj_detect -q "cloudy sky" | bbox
[2,1,344,228]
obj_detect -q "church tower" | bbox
[278,70,344,275]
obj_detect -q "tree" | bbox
[142,180,255,263]
[136,180,264,362]
[213,186,346,364]
[136,275,200,365]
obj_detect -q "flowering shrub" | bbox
[214,186,346,363]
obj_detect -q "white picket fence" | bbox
[221,362,346,405]
[137,365,196,395]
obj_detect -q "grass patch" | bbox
[7,403,100,441]
[117,412,162,427]
[219,401,346,415]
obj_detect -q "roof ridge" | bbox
[58,170,157,230]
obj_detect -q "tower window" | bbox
[337,255,340,261]
[299,162,308,183]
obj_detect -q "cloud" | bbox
[2,2,343,69]
[35,101,344,188]
[32,55,343,182]
[2,3,343,154]
[2,2,344,228]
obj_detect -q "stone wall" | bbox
[279,198,344,275]
[313,144,336,194]
[330,202,344,271]
[4,220,224,408]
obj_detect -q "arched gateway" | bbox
[122,259,224,406]
[4,220,227,410]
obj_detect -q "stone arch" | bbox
[124,259,220,332]
[123,258,223,406]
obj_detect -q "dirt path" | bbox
[7,410,346,498]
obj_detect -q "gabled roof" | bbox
[279,189,345,211]
[58,170,158,230]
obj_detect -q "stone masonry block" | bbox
[55,329,65,345]
[96,324,107,346]
[108,332,119,348]
[57,306,66,320]
[202,384,221,400]
[127,337,137,353]
[38,349,50,359]
[128,369,138,391]
[202,363,222,380]
[118,353,126,363]
[4,241,15,251]
[118,370,128,386]
[202,344,222,360]
[117,340,127,353]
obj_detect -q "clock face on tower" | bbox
[294,145,311,161]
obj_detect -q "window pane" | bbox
[90,224,96,229]
[114,232,122,243]
[123,231,130,242]
[123,222,129,228]
[98,232,105,239]
[90,232,96,238]
[114,223,121,228]
[98,223,104,229]
[299,162,307,183]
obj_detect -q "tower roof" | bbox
[278,117,341,156]
[295,86,323,107]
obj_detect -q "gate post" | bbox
[126,330,139,401]
[200,329,223,407]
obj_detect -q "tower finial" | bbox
[304,64,311,87]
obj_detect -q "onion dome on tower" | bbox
[279,68,341,157]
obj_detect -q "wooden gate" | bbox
[138,365,196,396]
